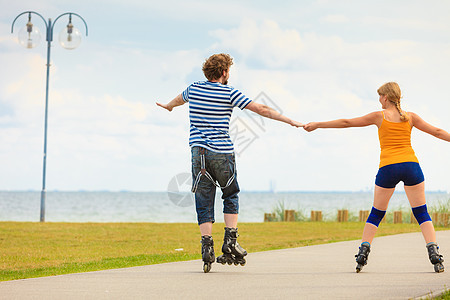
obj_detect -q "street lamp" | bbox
[11,11,88,222]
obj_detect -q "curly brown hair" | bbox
[202,53,233,81]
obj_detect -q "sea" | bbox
[0,191,448,223]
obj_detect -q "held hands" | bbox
[303,122,319,132]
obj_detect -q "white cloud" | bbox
[211,19,303,69]
[361,16,449,32]
[320,14,350,24]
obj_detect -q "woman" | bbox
[304,82,449,273]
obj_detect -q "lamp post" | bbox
[11,12,88,222]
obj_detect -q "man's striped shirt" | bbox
[182,81,252,153]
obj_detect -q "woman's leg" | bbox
[361,185,395,244]
[404,182,436,244]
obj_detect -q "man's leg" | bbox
[192,147,217,272]
[199,222,213,236]
[224,213,238,228]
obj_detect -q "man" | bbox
[157,53,303,273]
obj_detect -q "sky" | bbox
[0,0,449,192]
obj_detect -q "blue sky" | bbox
[1,0,449,192]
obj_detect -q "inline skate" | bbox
[216,227,247,266]
[355,242,370,273]
[427,242,444,273]
[201,235,215,273]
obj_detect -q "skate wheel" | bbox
[434,263,444,273]
[203,263,211,273]
[356,265,362,273]
[234,262,238,266]
[227,261,232,265]
[240,262,245,266]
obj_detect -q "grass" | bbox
[438,290,450,300]
[423,288,450,300]
[430,198,450,214]
[1,221,446,281]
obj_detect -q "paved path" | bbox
[1,231,449,299]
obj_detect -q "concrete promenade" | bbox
[1,230,449,299]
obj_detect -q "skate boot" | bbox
[427,242,444,273]
[216,227,247,266]
[201,235,215,273]
[355,242,370,273]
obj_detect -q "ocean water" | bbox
[0,191,448,223]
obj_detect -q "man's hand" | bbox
[156,102,173,112]
[155,94,185,112]
[290,120,304,128]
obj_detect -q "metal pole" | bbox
[40,18,52,222]
[12,12,88,222]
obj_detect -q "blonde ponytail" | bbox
[393,100,409,122]
[377,82,409,122]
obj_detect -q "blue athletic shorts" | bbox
[375,162,424,188]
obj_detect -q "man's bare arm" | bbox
[245,102,303,128]
[156,94,185,112]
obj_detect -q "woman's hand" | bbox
[303,122,319,132]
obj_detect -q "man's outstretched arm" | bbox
[245,102,303,128]
[156,94,185,112]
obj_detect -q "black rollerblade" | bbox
[201,235,215,273]
[216,227,247,266]
[355,243,370,273]
[427,242,444,273]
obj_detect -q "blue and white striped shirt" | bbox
[182,81,252,153]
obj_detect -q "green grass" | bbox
[423,288,450,300]
[439,290,450,300]
[0,221,447,281]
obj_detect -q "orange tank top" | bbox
[378,112,418,168]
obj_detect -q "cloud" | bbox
[320,14,350,24]
[211,19,303,69]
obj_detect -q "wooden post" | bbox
[311,211,322,222]
[432,212,439,224]
[443,213,449,227]
[264,213,273,222]
[284,210,295,222]
[359,210,369,222]
[435,213,448,227]
[338,210,348,222]
[394,211,402,224]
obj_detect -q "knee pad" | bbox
[412,204,432,225]
[366,207,386,227]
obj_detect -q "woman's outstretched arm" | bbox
[303,111,381,132]
[410,112,450,142]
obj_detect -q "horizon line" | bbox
[0,189,448,194]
